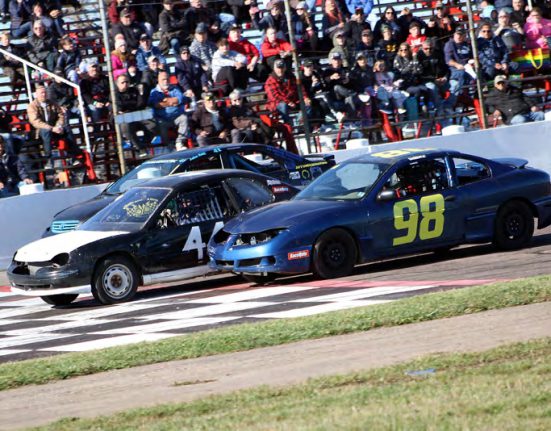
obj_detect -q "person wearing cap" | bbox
[184,0,217,43]
[228,89,272,145]
[158,0,187,55]
[444,27,475,97]
[291,1,319,53]
[252,0,288,39]
[212,38,249,95]
[175,46,209,99]
[111,7,148,52]
[148,71,190,151]
[140,55,163,99]
[190,92,231,147]
[265,59,311,124]
[115,74,158,158]
[397,7,426,41]
[377,23,399,69]
[111,37,136,80]
[328,29,352,67]
[189,23,217,74]
[349,52,375,122]
[486,75,544,125]
[261,27,294,70]
[476,22,511,81]
[426,1,456,42]
[80,61,111,124]
[136,33,167,72]
[355,29,376,67]
[228,24,266,82]
[343,5,372,47]
[300,59,332,125]
[322,52,358,117]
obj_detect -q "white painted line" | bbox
[189,286,317,304]
[0,349,29,357]
[0,306,60,319]
[140,301,274,320]
[55,303,170,320]
[0,332,80,349]
[42,333,176,352]
[291,285,437,302]
[250,300,392,319]
[0,319,117,336]
[91,317,241,334]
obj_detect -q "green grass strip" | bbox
[34,338,551,430]
[1,275,550,392]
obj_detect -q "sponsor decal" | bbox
[295,161,328,170]
[123,197,159,217]
[267,179,282,186]
[289,171,301,180]
[288,250,310,260]
[272,185,289,194]
[370,148,434,159]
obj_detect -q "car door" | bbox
[226,147,291,183]
[142,185,234,274]
[368,156,466,256]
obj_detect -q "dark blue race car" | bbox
[208,148,551,283]
[45,144,334,236]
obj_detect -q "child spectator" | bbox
[111,37,136,79]
[373,60,407,114]
[524,7,551,48]
[55,36,81,83]
[406,22,426,54]
[135,33,167,72]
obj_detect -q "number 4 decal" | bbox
[182,221,224,259]
[393,194,445,246]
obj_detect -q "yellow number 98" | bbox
[393,194,445,246]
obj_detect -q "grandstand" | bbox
[0,0,550,190]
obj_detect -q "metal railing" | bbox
[0,47,92,153]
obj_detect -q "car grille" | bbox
[51,220,80,234]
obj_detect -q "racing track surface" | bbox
[1,226,550,363]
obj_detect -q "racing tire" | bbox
[92,256,139,305]
[312,228,357,279]
[493,200,534,251]
[40,294,78,306]
[242,273,277,285]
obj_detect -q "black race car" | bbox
[8,170,298,306]
[45,144,334,235]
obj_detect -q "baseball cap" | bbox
[140,33,150,40]
[494,75,507,85]
[147,55,159,63]
[296,1,306,9]
[274,59,286,68]
[180,46,190,53]
[455,27,466,35]
[330,52,342,60]
[195,22,208,34]
[120,7,131,17]
[356,52,366,60]
[229,23,241,31]
[361,29,372,36]
[162,0,174,4]
[202,92,215,101]
[435,1,444,8]
[302,58,314,67]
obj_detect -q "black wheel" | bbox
[242,273,276,285]
[40,294,78,306]
[92,256,139,305]
[312,228,357,279]
[493,200,534,250]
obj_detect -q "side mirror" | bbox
[377,189,396,202]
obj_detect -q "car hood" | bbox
[15,230,129,262]
[53,194,117,222]
[226,199,351,233]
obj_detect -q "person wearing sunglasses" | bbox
[476,21,511,81]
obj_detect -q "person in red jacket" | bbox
[261,28,294,70]
[227,24,267,81]
[265,59,311,124]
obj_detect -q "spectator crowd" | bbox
[0,0,551,196]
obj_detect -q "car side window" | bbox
[452,157,491,186]
[384,158,450,198]
[224,177,275,212]
[184,154,223,172]
[156,186,231,229]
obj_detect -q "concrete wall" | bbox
[1,120,550,269]
[0,184,107,268]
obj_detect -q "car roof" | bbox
[146,143,293,162]
[350,148,464,164]
[133,169,267,189]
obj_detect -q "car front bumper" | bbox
[7,262,92,296]
[535,195,551,229]
[208,234,313,275]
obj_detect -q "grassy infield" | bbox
[2,276,550,430]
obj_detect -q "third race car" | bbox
[208,148,551,283]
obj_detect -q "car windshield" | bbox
[294,161,390,201]
[80,187,170,232]
[105,159,184,195]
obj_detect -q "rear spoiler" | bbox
[304,153,336,166]
[493,158,529,169]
